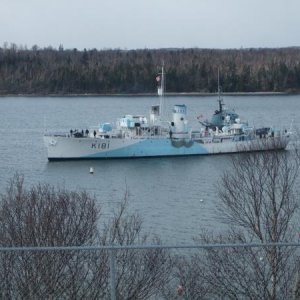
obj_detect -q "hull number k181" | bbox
[91,142,110,149]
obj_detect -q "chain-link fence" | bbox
[0,243,299,300]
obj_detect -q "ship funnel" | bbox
[172,105,188,133]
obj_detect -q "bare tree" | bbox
[99,196,172,300]
[0,174,101,299]
[199,148,300,299]
[167,147,300,300]
[0,175,172,299]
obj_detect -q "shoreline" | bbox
[0,91,298,97]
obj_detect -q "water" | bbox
[0,95,299,244]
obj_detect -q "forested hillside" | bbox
[1,44,300,95]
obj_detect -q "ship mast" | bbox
[217,68,223,113]
[157,65,165,120]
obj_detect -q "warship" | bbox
[44,67,290,160]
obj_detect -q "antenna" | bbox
[160,65,164,118]
[217,68,223,112]
[157,64,165,120]
[218,68,221,101]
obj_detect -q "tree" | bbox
[1,47,300,95]
[0,175,171,299]
[202,147,300,299]
[167,145,300,300]
[0,174,99,298]
[99,197,172,300]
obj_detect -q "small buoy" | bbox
[259,257,263,261]
[200,199,204,202]
[89,167,94,174]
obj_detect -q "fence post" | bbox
[110,248,117,300]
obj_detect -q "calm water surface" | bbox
[0,95,299,243]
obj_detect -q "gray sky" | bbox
[1,0,300,50]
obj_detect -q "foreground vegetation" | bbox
[1,44,300,95]
[0,175,171,299]
[0,145,299,299]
